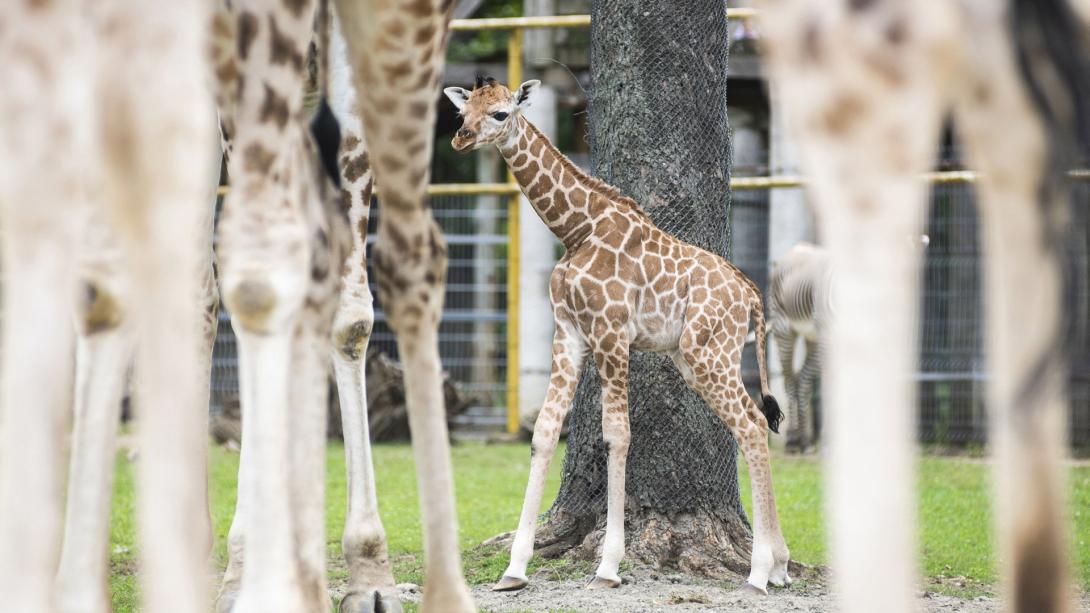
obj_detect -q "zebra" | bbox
[768,237,929,452]
[768,243,833,452]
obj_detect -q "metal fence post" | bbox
[505,27,524,435]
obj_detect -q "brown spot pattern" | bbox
[237,12,258,60]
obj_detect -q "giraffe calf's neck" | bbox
[498,116,642,251]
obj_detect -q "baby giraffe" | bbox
[445,78,789,594]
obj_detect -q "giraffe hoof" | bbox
[737,583,768,596]
[492,575,528,592]
[769,569,793,588]
[585,575,621,589]
[215,590,239,613]
[340,589,403,613]
[769,575,792,588]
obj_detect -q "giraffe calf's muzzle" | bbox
[452,128,476,152]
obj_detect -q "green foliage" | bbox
[446,0,521,64]
[108,442,1090,611]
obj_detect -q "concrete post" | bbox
[517,85,560,431]
[474,148,501,396]
[524,0,555,69]
[768,88,814,261]
[514,0,561,432]
[767,86,814,444]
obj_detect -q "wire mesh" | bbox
[367,194,510,430]
[209,193,511,430]
[208,177,1090,449]
[916,181,987,445]
[203,16,1090,450]
[725,164,1090,449]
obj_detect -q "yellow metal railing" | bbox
[505,29,524,434]
[214,170,1090,199]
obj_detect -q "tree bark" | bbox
[538,0,756,579]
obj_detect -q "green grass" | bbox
[107,443,1090,610]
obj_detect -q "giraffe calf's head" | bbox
[444,78,540,152]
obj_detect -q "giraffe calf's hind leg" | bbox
[679,327,788,594]
[587,338,631,590]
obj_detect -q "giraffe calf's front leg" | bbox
[496,323,586,592]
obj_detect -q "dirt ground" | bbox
[401,567,1088,612]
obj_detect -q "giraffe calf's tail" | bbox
[751,291,783,434]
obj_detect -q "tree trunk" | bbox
[538,0,755,580]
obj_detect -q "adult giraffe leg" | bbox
[0,3,84,608]
[587,333,630,590]
[291,300,339,612]
[327,19,401,612]
[93,1,218,609]
[333,1,475,610]
[331,262,401,613]
[333,314,401,613]
[216,328,257,613]
[54,236,133,613]
[215,0,340,608]
[759,2,946,610]
[495,322,587,591]
[56,185,219,613]
[952,5,1072,609]
[206,11,248,611]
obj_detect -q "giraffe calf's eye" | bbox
[492,112,509,121]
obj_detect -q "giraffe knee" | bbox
[77,280,125,335]
[530,422,559,457]
[224,279,277,333]
[333,318,373,362]
[601,414,630,455]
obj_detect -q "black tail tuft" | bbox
[761,394,783,434]
[310,96,342,188]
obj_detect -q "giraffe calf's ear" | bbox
[444,87,471,111]
[515,80,541,109]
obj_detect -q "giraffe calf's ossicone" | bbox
[448,78,789,594]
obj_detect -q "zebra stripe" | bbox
[768,243,833,451]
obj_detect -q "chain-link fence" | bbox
[210,192,511,431]
[209,172,1090,449]
[369,193,510,429]
[205,8,1090,450]
[727,166,1090,449]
